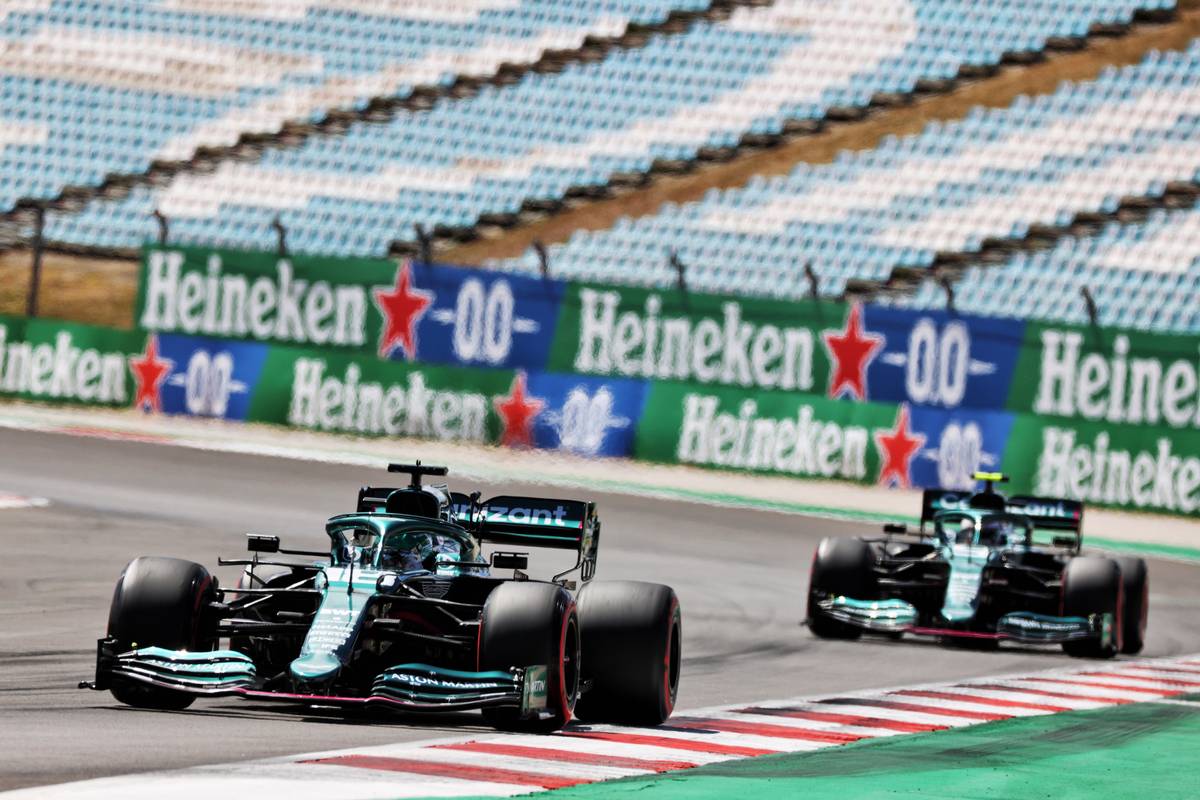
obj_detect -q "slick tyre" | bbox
[1061,556,1123,659]
[1113,556,1149,655]
[573,581,681,726]
[479,582,579,732]
[107,556,218,710]
[807,537,876,640]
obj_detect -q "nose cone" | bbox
[290,651,343,684]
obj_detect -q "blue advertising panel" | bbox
[862,306,1027,413]
[156,334,271,421]
[524,372,650,458]
[906,405,1018,491]
[388,262,566,372]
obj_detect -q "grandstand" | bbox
[495,41,1200,298]
[1,0,1198,333]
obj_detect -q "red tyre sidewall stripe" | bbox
[558,599,576,723]
[663,596,680,718]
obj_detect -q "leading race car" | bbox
[806,473,1148,658]
[81,462,682,731]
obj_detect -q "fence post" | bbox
[1081,286,1098,326]
[414,224,432,264]
[940,275,955,312]
[669,249,687,293]
[153,210,169,245]
[26,206,45,318]
[533,240,550,279]
[804,262,819,299]
[272,216,288,257]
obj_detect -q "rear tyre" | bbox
[107,556,217,710]
[1061,556,1123,659]
[479,582,579,732]
[1113,556,1148,655]
[573,581,681,726]
[807,537,876,640]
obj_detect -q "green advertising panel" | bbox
[548,282,840,396]
[0,315,144,407]
[1004,412,1200,517]
[634,377,903,484]
[246,342,519,445]
[1009,321,1200,431]
[137,245,399,351]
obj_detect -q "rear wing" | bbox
[1006,496,1083,533]
[451,492,599,580]
[920,489,1083,535]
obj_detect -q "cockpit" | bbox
[934,512,1032,549]
[329,518,487,575]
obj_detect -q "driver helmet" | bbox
[380,531,435,571]
[979,517,1015,547]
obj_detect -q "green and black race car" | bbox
[807,473,1148,658]
[81,463,682,731]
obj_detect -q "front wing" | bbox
[814,597,1115,646]
[82,638,550,716]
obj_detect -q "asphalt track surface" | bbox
[2,427,1200,792]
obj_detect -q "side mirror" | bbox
[247,534,280,553]
[491,552,529,570]
[883,523,907,535]
[377,573,402,594]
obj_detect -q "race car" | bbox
[81,462,682,731]
[806,473,1148,658]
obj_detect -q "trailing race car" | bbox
[806,473,1148,658]
[81,462,682,730]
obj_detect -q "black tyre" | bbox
[573,581,681,726]
[1113,556,1148,655]
[1061,556,1123,659]
[807,537,876,640]
[479,582,579,732]
[107,556,217,710]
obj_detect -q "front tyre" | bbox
[479,582,579,732]
[573,581,681,726]
[1061,556,1123,659]
[807,537,876,640]
[107,556,218,709]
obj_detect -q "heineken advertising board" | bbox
[553,285,1027,414]
[137,246,564,370]
[9,245,1184,518]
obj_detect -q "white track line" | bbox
[0,492,48,510]
[8,653,1200,800]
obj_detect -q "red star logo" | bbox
[128,334,173,413]
[874,404,925,489]
[822,304,884,401]
[493,372,545,448]
[374,261,433,359]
